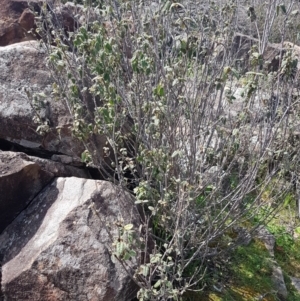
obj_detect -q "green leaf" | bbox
[162,0,171,13]
[154,280,162,288]
[231,68,240,79]
[81,152,87,162]
[280,4,286,15]
[123,250,136,260]
[154,84,165,97]
[291,10,299,16]
[277,4,286,16]
[105,42,112,53]
[232,129,239,136]
[158,86,164,97]
[124,224,134,231]
[251,52,261,59]
[104,72,110,82]
[37,92,47,98]
[141,265,149,276]
[116,241,126,257]
[150,254,161,263]
[171,150,182,158]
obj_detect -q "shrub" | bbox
[34,0,300,299]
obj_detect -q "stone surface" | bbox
[271,264,288,300]
[228,33,286,72]
[255,225,276,257]
[25,153,89,178]
[18,8,36,32]
[290,277,300,293]
[221,86,268,120]
[52,3,80,33]
[55,2,99,26]
[0,40,108,161]
[0,0,91,47]
[0,0,41,46]
[0,150,53,234]
[0,151,89,234]
[232,226,252,246]
[0,178,139,301]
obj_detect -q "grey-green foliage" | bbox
[36,0,300,299]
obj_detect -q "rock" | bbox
[25,153,89,178]
[18,8,36,32]
[0,40,108,162]
[232,226,252,246]
[290,277,300,293]
[271,264,288,300]
[52,4,80,33]
[0,151,89,234]
[215,32,300,74]
[255,226,276,257]
[0,150,53,234]
[255,226,289,300]
[221,86,268,120]
[0,178,139,301]
[229,33,282,72]
[0,0,41,46]
[51,154,84,167]
[56,2,100,25]
[0,0,92,47]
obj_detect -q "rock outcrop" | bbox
[0,151,52,234]
[271,264,288,300]
[0,0,88,47]
[216,32,300,73]
[0,3,139,299]
[0,40,108,161]
[291,277,300,293]
[0,151,89,234]
[0,0,41,46]
[0,178,139,301]
[255,226,288,300]
[255,225,276,257]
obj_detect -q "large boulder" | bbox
[255,226,276,257]
[271,264,288,300]
[0,178,140,301]
[0,151,89,234]
[0,0,86,47]
[0,0,41,46]
[0,40,107,161]
[216,32,300,73]
[0,150,52,234]
[291,277,300,293]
